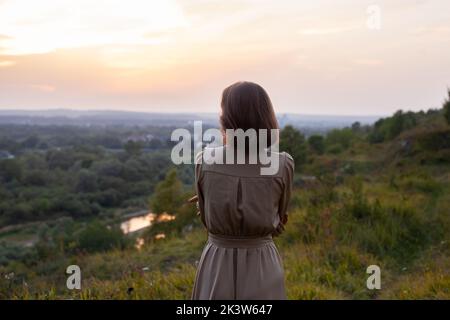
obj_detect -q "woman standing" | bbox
[192,81,294,300]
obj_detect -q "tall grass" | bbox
[1,169,449,300]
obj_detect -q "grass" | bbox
[1,123,450,300]
[2,178,449,300]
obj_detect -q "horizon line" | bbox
[0,107,392,118]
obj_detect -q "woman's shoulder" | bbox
[195,147,293,178]
[195,149,205,164]
[276,151,294,175]
[281,151,294,166]
[276,151,293,161]
[268,150,293,165]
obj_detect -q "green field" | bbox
[1,103,450,299]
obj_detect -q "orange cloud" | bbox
[0,60,16,67]
[30,84,56,92]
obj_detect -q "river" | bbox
[120,212,175,234]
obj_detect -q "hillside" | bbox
[1,107,449,300]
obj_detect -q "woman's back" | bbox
[191,81,294,300]
[192,147,294,300]
[196,147,294,237]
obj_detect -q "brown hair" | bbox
[220,81,279,151]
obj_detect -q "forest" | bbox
[0,91,449,299]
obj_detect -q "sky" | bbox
[0,0,449,115]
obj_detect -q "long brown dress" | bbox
[192,146,294,300]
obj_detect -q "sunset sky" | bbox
[0,0,449,115]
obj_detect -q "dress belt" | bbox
[208,232,273,249]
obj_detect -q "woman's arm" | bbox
[273,153,295,237]
[194,151,207,227]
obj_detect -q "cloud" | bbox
[30,84,56,92]
[354,59,383,66]
[0,60,16,67]
[0,0,187,55]
[299,26,355,36]
[0,0,449,115]
[412,26,450,37]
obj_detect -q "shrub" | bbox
[368,110,418,143]
[327,144,343,154]
[398,175,443,195]
[0,159,23,182]
[326,128,354,150]
[280,125,307,170]
[308,135,325,155]
[416,129,450,151]
[77,222,128,253]
[443,89,450,125]
[335,191,435,264]
[150,168,184,215]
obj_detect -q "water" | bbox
[121,213,156,234]
[120,212,176,234]
[136,237,145,249]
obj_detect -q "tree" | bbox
[77,222,127,253]
[124,140,143,156]
[24,170,48,186]
[308,135,325,155]
[444,89,450,125]
[279,125,307,170]
[384,110,417,140]
[368,118,386,143]
[368,110,418,143]
[351,121,361,132]
[76,169,98,193]
[46,149,76,170]
[0,159,23,182]
[5,203,32,223]
[387,110,405,139]
[96,189,121,207]
[150,168,184,215]
[148,138,163,149]
[122,159,143,182]
[92,159,123,177]
[21,135,40,149]
[326,128,354,150]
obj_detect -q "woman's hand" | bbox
[272,223,285,237]
[188,195,200,216]
[272,215,288,237]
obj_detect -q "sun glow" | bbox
[0,1,449,114]
[0,0,187,55]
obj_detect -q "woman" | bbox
[192,81,294,300]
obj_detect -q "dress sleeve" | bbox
[278,152,295,221]
[195,151,207,227]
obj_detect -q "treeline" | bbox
[280,90,450,171]
[368,89,450,143]
[0,125,195,227]
[0,167,199,266]
[0,124,176,153]
[1,91,450,227]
